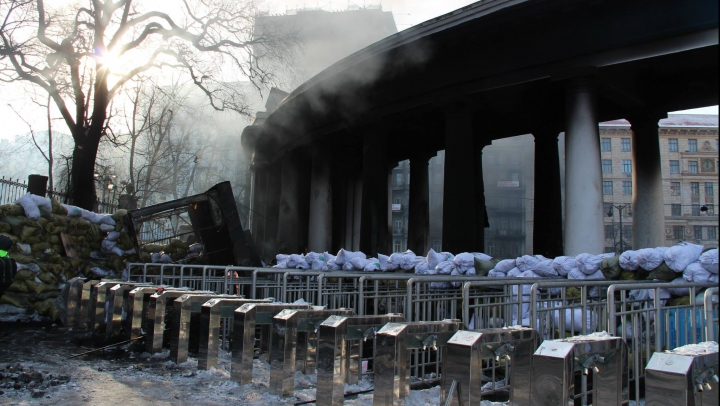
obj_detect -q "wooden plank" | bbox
[60,232,78,258]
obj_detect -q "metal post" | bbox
[169,293,221,364]
[645,350,719,405]
[64,277,85,327]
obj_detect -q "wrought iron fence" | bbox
[0,176,118,214]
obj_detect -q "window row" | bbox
[602,181,633,195]
[601,159,633,174]
[672,225,718,240]
[670,204,716,216]
[668,159,717,174]
[600,138,632,152]
[670,182,715,196]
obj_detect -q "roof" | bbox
[600,114,718,128]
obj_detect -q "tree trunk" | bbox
[70,130,102,210]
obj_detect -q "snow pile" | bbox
[666,341,719,356]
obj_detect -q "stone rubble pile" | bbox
[0,363,71,398]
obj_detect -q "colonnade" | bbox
[248,78,667,261]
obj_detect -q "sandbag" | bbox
[473,257,498,276]
[575,253,602,275]
[111,209,128,221]
[0,222,10,233]
[1,204,25,216]
[552,308,599,333]
[377,254,390,271]
[665,278,693,297]
[16,193,41,220]
[669,296,692,306]
[0,292,31,308]
[450,269,463,288]
[619,250,640,271]
[494,259,516,274]
[683,262,713,283]
[636,248,666,271]
[664,242,704,272]
[453,252,475,269]
[335,249,366,266]
[516,255,546,272]
[533,259,558,277]
[144,244,164,253]
[363,258,382,272]
[646,263,677,282]
[348,256,372,271]
[29,194,52,217]
[14,269,36,281]
[401,255,425,272]
[427,249,453,270]
[25,280,58,294]
[472,252,492,261]
[50,198,67,215]
[436,260,455,275]
[568,268,604,280]
[507,267,522,277]
[37,272,57,285]
[488,270,507,278]
[699,248,718,274]
[600,256,622,280]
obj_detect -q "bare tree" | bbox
[0,0,296,209]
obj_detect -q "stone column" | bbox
[474,143,488,252]
[277,152,311,254]
[331,165,348,254]
[360,130,390,257]
[408,154,432,254]
[250,165,268,257]
[628,113,667,249]
[263,166,281,262]
[442,106,477,253]
[564,78,604,255]
[533,131,564,257]
[352,177,363,251]
[308,148,332,252]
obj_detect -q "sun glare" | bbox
[95,48,124,73]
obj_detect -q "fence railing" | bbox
[0,176,118,214]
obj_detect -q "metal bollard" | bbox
[646,347,719,406]
[169,293,232,363]
[128,286,165,339]
[231,303,312,384]
[147,290,219,353]
[64,277,85,327]
[269,308,356,398]
[316,313,406,406]
[374,320,462,406]
[531,335,627,406]
[77,280,100,330]
[197,297,272,370]
[441,327,538,406]
[105,283,150,339]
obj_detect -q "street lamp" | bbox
[606,204,632,253]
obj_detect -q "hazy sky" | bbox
[0,0,717,140]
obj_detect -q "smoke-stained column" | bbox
[474,143,488,252]
[360,130,390,257]
[277,152,311,255]
[533,131,564,257]
[308,148,332,252]
[263,166,281,262]
[408,154,432,254]
[442,106,478,253]
[250,165,268,257]
[629,113,667,249]
[331,165,348,254]
[352,177,362,251]
[564,78,604,255]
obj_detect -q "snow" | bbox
[561,331,613,342]
[666,341,719,356]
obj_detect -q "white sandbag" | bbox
[426,249,447,270]
[453,252,475,269]
[636,248,665,271]
[90,267,115,278]
[655,246,670,254]
[335,249,366,266]
[349,256,372,271]
[465,267,476,276]
[598,253,616,260]
[619,250,640,271]
[553,308,599,332]
[327,258,341,270]
[16,243,31,255]
[311,259,328,270]
[106,231,121,241]
[699,249,718,274]
[377,254,390,271]
[665,242,704,272]
[665,278,693,296]
[519,270,540,279]
[533,259,558,277]
[160,254,173,263]
[29,194,52,216]
[414,261,430,274]
[151,252,162,263]
[305,252,322,266]
[401,255,425,271]
[568,268,604,280]
[295,260,310,270]
[92,213,116,226]
[101,239,118,253]
[388,252,408,270]
[16,193,41,220]
[430,281,452,290]
[552,256,576,277]
[683,262,713,283]
[451,269,463,288]
[363,258,382,272]
[516,255,546,272]
[472,252,492,261]
[494,259,516,274]
[286,254,305,268]
[189,243,203,254]
[436,260,456,275]
[63,204,83,217]
[649,287,671,300]
[507,267,522,277]
[488,270,507,278]
[575,253,603,275]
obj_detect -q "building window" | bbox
[689,161,698,174]
[602,160,612,173]
[432,240,442,252]
[669,139,678,152]
[605,246,615,254]
[604,202,614,216]
[601,138,611,151]
[692,204,701,216]
[691,182,700,196]
[395,173,403,186]
[604,225,614,239]
[394,220,403,232]
[695,226,703,240]
[602,181,613,195]
[622,181,632,195]
[707,205,716,215]
[670,182,681,196]
[670,160,680,174]
[622,160,632,174]
[673,226,684,240]
[688,139,697,152]
[706,182,714,196]
[623,225,632,240]
[671,204,682,217]
[621,138,631,152]
[709,226,718,240]
[394,240,401,253]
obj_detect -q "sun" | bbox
[94,47,124,73]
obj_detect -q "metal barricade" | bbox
[462,278,549,331]
[607,281,717,402]
[251,268,294,300]
[358,273,414,317]
[441,327,538,406]
[316,313,406,406]
[705,287,719,343]
[317,272,366,312]
[231,303,313,384]
[147,290,220,353]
